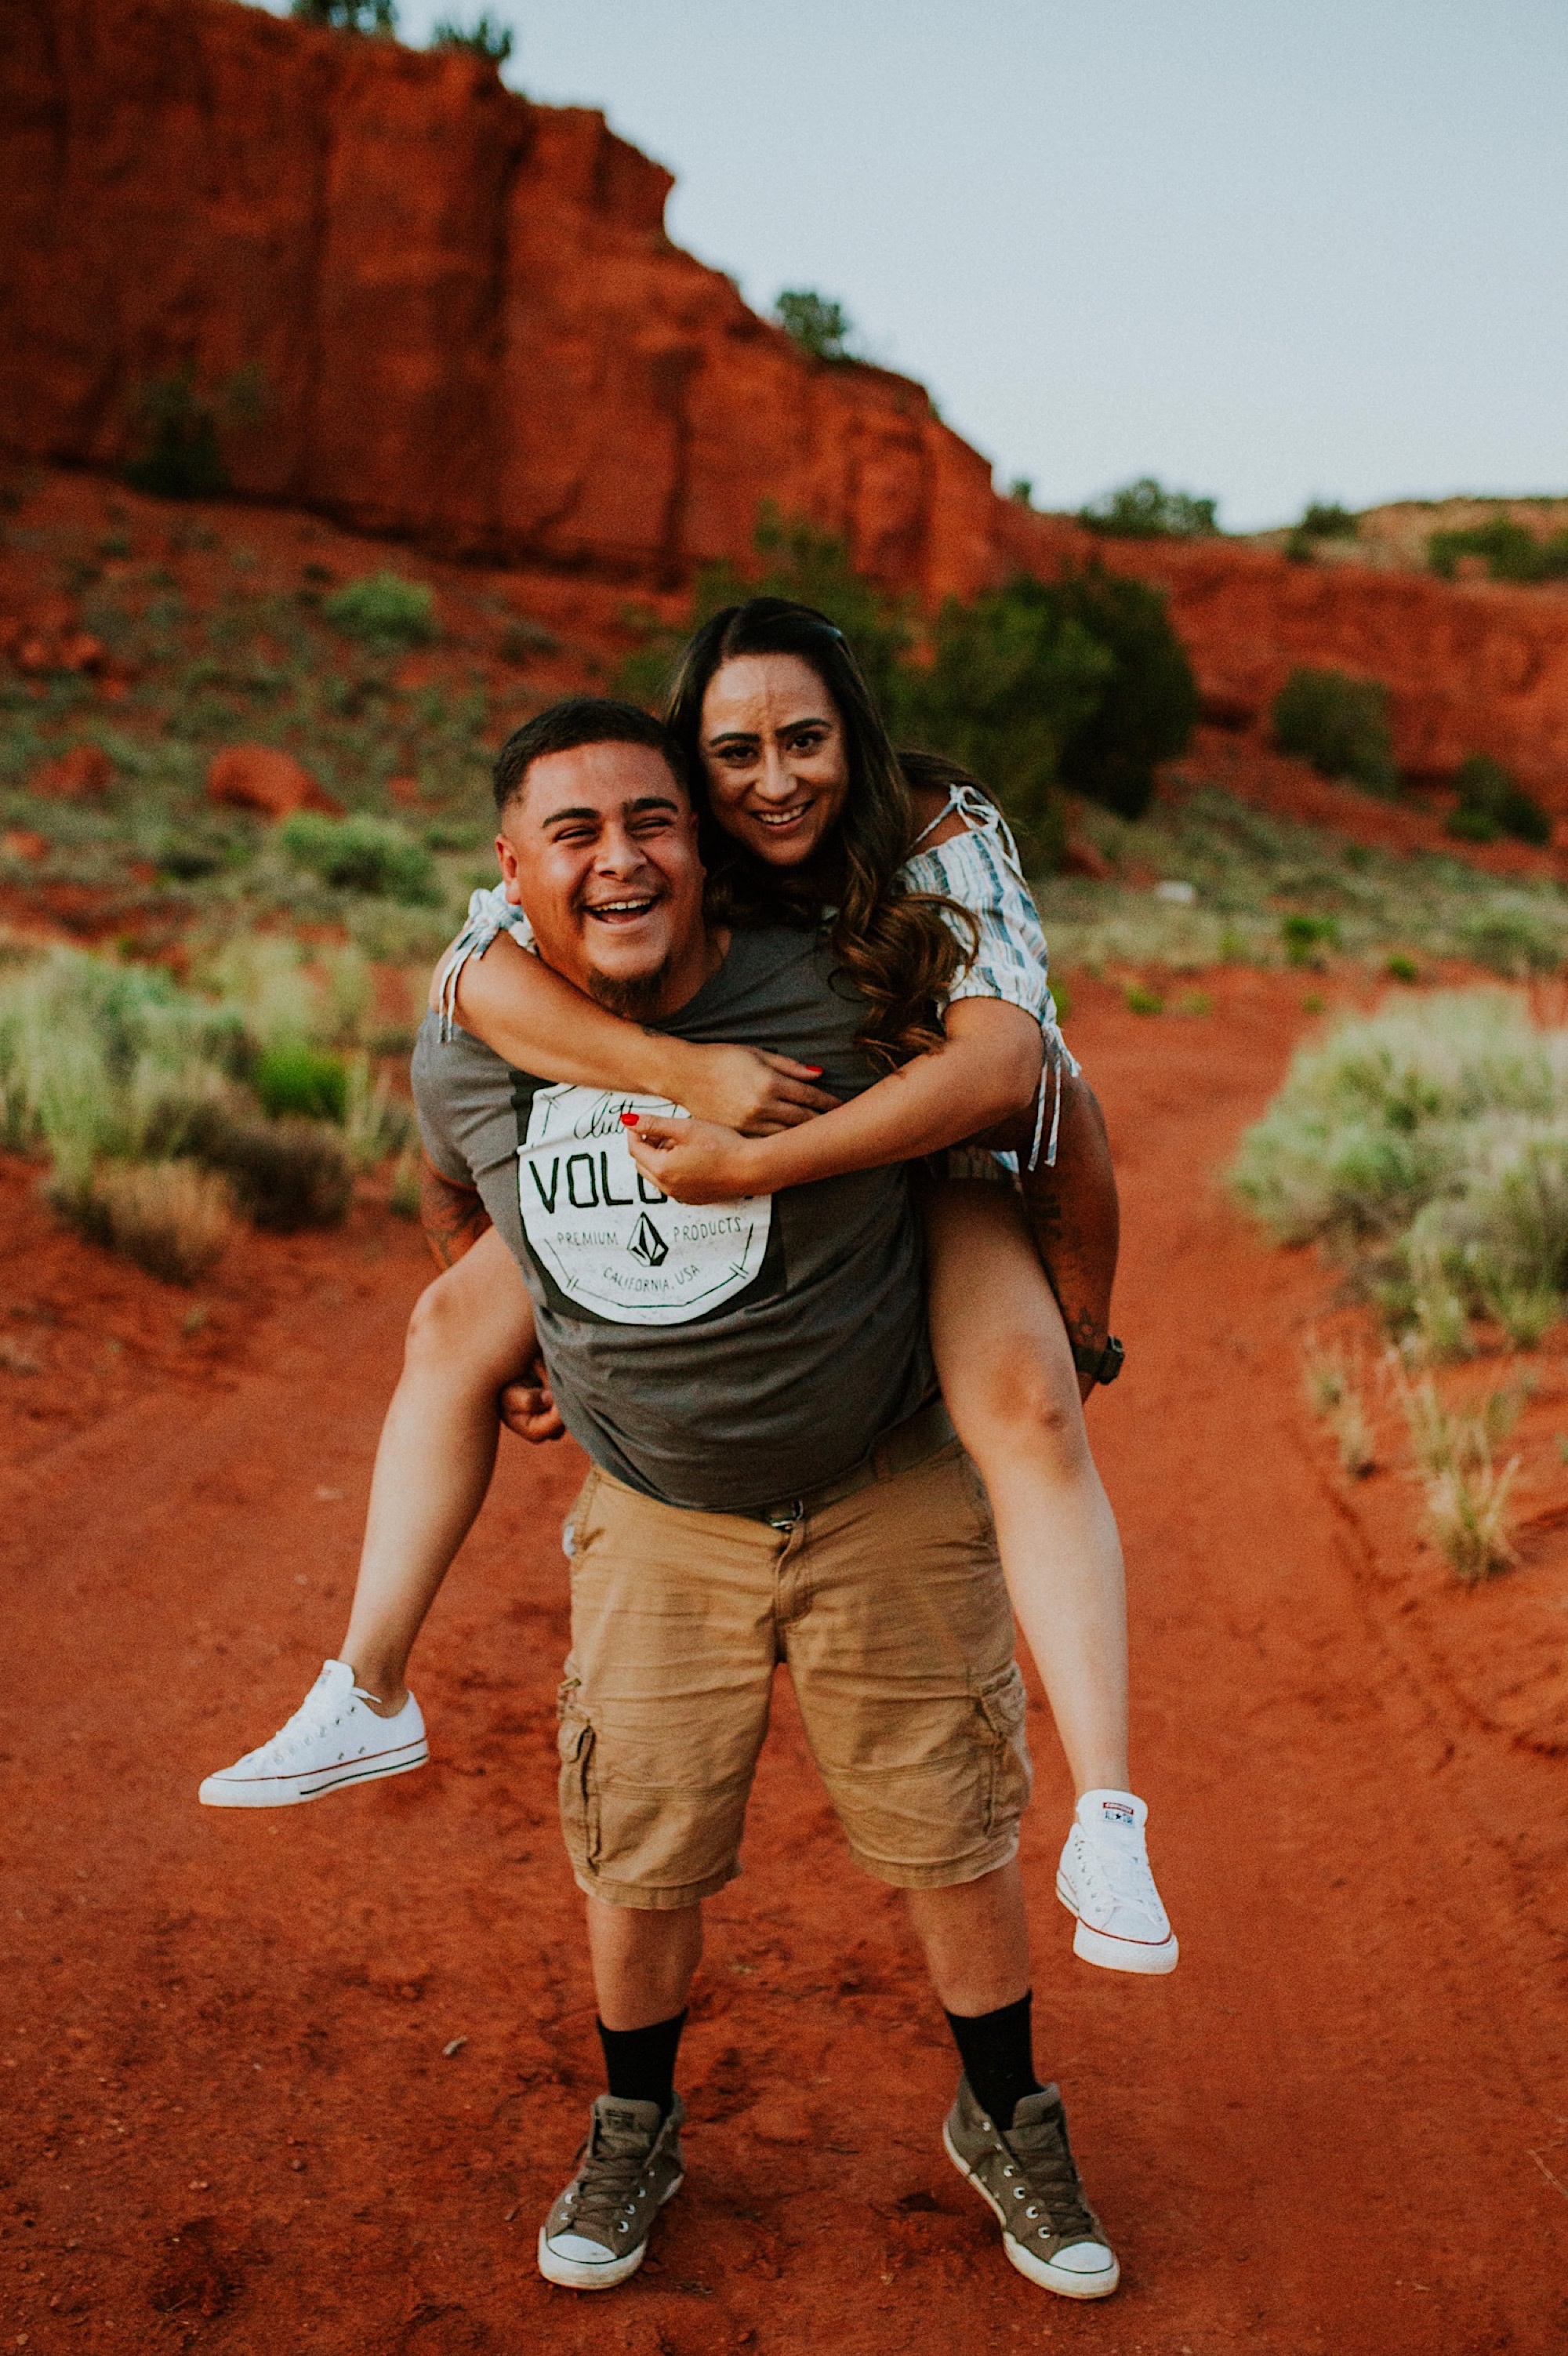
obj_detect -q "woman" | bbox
[201,599,1174,1977]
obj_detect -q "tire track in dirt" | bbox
[3,971,1565,2353]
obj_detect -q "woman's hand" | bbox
[670,1043,839,1135]
[622,1112,768,1203]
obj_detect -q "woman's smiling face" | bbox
[698,652,850,868]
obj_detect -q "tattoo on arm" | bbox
[419,1156,492,1271]
[1067,1303,1103,1352]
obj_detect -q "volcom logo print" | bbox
[627,1213,669,1269]
[517,1085,771,1324]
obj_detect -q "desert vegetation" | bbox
[1033,785,1568,978]
[1076,476,1221,540]
[1427,515,1568,586]
[1301,1334,1524,1581]
[0,939,414,1282]
[1445,753,1551,847]
[774,292,858,365]
[1232,990,1568,1359]
[1270,667,1398,797]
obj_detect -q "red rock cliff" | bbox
[5,0,1568,796]
[0,0,999,597]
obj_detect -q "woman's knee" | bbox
[404,1261,525,1389]
[404,1269,470,1367]
[952,1330,1089,1472]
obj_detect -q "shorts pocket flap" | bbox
[557,1714,592,1762]
[976,1662,1028,1742]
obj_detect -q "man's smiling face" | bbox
[495,739,713,1020]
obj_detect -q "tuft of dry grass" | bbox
[1421,1458,1520,1584]
[92,1160,235,1285]
[1398,1370,1521,1582]
[1302,1338,1377,1476]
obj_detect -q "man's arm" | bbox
[1015,1074,1120,1400]
[419,1153,493,1272]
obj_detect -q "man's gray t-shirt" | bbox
[411,924,936,1513]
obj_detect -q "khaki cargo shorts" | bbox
[555,1434,1032,1909]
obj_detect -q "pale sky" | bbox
[256,1,1566,530]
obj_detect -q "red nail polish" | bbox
[805,1065,823,1076]
[620,1111,640,1126]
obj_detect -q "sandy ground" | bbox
[4,971,1567,2354]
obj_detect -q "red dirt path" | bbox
[5,976,1566,2354]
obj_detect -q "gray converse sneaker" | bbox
[537,2094,686,2291]
[942,2076,1119,2299]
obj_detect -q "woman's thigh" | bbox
[918,1178,1083,1440]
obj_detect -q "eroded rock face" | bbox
[0,0,997,601]
[4,0,1568,799]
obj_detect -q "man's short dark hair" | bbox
[492,699,687,815]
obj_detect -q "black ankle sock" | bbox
[945,1991,1042,2132]
[597,2009,688,2119]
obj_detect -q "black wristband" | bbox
[1071,1334,1125,1387]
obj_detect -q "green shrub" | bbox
[1285,504,1359,564]
[1272,667,1398,797]
[1427,517,1568,585]
[1281,913,1341,967]
[1446,753,1552,848]
[253,1041,350,1124]
[897,575,1112,859]
[123,372,227,500]
[1050,567,1198,820]
[1078,477,1219,540]
[1299,502,1359,541]
[278,812,441,905]
[122,367,265,501]
[774,291,855,362]
[323,572,437,649]
[291,0,396,29]
[176,1100,354,1231]
[430,10,511,60]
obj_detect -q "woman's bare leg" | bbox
[340,1225,539,1712]
[922,1180,1129,1796]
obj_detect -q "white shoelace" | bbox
[244,1671,383,1763]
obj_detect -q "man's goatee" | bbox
[587,964,670,1022]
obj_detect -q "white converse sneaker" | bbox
[1056,1790,1178,1974]
[198,1659,427,1808]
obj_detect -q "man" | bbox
[412,697,1121,2302]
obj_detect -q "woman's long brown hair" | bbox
[662,598,977,1069]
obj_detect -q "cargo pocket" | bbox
[556,1680,601,1873]
[976,1661,1033,1838]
